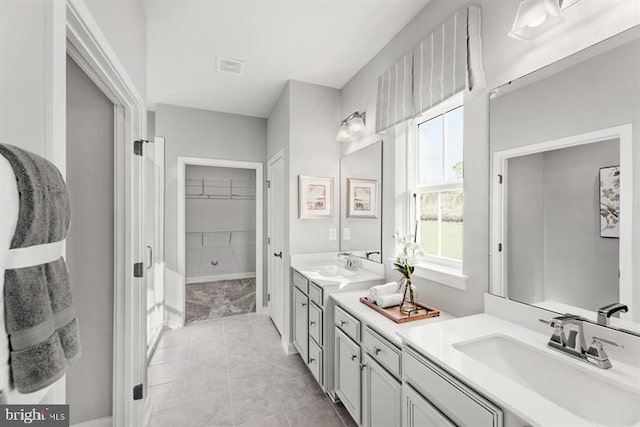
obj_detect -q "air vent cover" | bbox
[217,57,244,75]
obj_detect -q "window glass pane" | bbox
[441,190,464,260]
[418,115,443,185]
[419,192,439,256]
[444,106,464,182]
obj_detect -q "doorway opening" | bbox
[177,157,264,327]
[185,165,257,323]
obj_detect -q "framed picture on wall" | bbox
[600,165,620,238]
[298,175,334,218]
[347,178,377,218]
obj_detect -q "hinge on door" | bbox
[498,174,503,184]
[267,237,271,245]
[266,180,271,189]
[133,383,143,400]
[267,293,271,302]
[133,139,150,156]
[133,262,144,278]
[498,243,503,252]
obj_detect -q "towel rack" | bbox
[186,178,256,200]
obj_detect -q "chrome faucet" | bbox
[337,252,359,270]
[540,314,622,369]
[597,303,628,327]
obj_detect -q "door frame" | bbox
[266,149,285,330]
[490,124,634,321]
[177,156,265,326]
[63,1,147,425]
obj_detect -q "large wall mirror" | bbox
[489,26,639,335]
[340,141,383,263]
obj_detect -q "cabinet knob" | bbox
[360,362,367,370]
[339,320,347,326]
[309,321,316,326]
[301,302,306,307]
[309,358,315,364]
[373,347,381,355]
[350,353,357,361]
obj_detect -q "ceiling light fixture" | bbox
[336,111,366,142]
[508,0,564,42]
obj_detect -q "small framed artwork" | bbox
[599,166,620,238]
[298,175,334,218]
[347,178,378,218]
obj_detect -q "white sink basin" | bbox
[454,334,640,426]
[307,264,356,277]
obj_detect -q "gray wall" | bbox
[507,153,545,303]
[65,56,114,424]
[543,140,620,310]
[155,104,267,326]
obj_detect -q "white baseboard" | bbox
[186,272,255,284]
[71,417,112,427]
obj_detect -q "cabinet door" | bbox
[335,328,361,425]
[402,384,455,427]
[362,354,401,427]
[293,286,308,362]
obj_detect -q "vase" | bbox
[400,277,418,314]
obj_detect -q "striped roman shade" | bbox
[375,53,414,134]
[375,5,486,133]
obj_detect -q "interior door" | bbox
[267,152,285,333]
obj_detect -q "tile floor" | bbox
[185,278,257,324]
[148,313,357,427]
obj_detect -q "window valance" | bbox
[375,5,486,133]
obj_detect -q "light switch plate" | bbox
[329,228,337,241]
[343,228,351,240]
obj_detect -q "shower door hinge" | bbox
[498,174,503,184]
[133,139,150,156]
[133,262,144,278]
[133,383,143,400]
[266,180,271,189]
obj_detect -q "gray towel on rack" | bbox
[0,144,80,393]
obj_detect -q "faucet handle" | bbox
[592,336,623,349]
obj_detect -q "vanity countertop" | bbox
[291,257,385,289]
[399,313,640,427]
[331,290,455,346]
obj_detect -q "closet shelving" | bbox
[185,177,256,200]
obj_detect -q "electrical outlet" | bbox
[343,228,351,240]
[329,228,337,241]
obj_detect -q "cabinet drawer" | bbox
[292,269,308,293]
[403,347,503,427]
[335,305,360,342]
[308,281,323,306]
[308,337,323,385]
[363,327,401,378]
[309,302,323,345]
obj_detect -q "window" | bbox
[415,101,464,267]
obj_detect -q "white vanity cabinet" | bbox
[292,284,309,362]
[402,383,455,427]
[335,328,362,424]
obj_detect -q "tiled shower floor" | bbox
[185,278,256,324]
[147,314,356,427]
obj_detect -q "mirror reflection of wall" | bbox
[490,26,640,333]
[340,141,383,262]
[506,140,620,312]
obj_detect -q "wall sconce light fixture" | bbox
[336,111,366,142]
[508,0,564,42]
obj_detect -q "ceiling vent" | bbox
[217,57,244,76]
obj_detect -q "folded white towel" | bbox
[368,282,399,302]
[376,293,403,308]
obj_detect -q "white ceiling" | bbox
[145,0,430,118]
